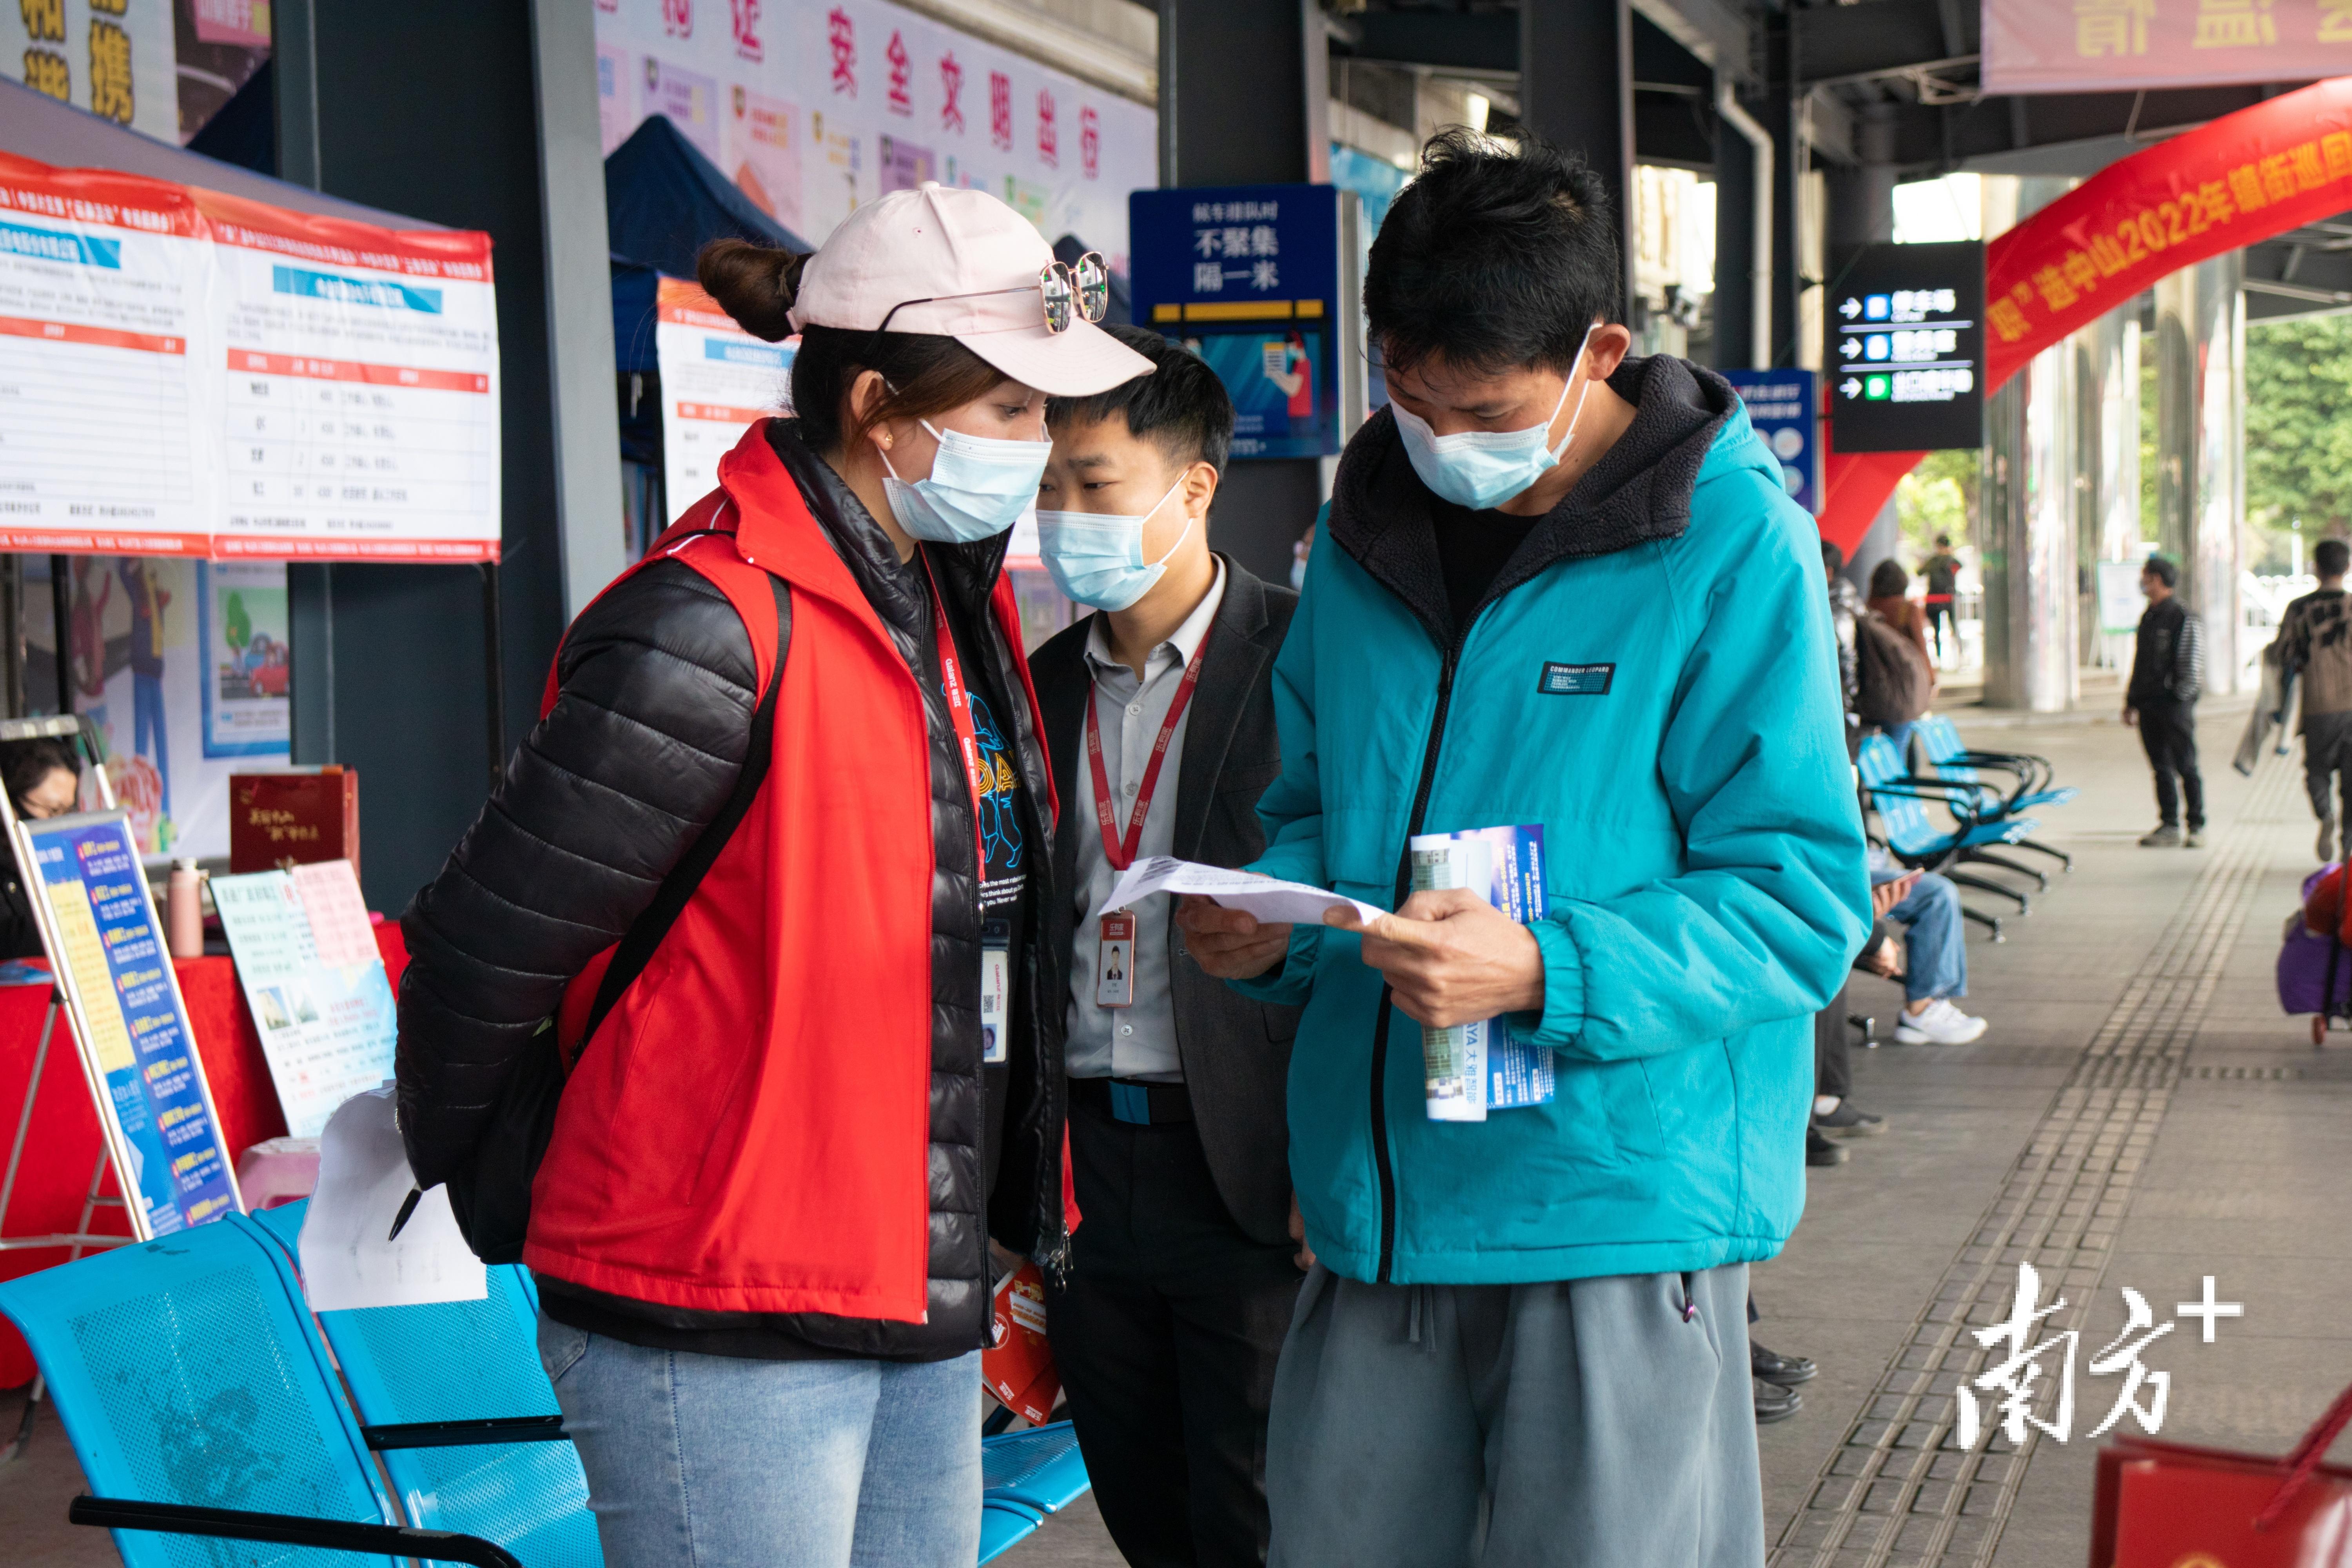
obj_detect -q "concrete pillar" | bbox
[1710,79,1769,372]
[2154,253,2245,696]
[1158,0,1328,583]
[1520,0,1635,309]
[1982,340,2080,711]
[1824,101,1896,250]
[2074,307,2140,666]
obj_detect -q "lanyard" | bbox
[922,553,990,880]
[1085,624,1213,871]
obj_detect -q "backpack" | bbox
[1854,609,1932,729]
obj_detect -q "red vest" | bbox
[521,422,1055,1321]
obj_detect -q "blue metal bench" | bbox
[250,1198,603,1567]
[1860,732,2039,940]
[0,1213,521,1566]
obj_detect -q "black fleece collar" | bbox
[1328,355,1738,644]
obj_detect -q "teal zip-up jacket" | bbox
[1236,357,1871,1287]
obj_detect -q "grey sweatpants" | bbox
[1266,1262,1762,1568]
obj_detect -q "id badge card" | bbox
[1096,909,1136,1009]
[980,916,1011,1065]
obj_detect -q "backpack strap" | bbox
[572,571,788,1053]
[547,514,790,1060]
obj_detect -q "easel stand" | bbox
[0,990,137,1463]
[0,715,148,1465]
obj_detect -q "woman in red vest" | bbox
[396,184,1150,1567]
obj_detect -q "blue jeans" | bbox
[1880,720,1915,766]
[1875,868,1966,1003]
[536,1316,983,1568]
[132,670,169,817]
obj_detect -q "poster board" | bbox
[654,276,793,510]
[0,151,500,561]
[209,860,396,1139]
[595,0,1155,263]
[6,804,241,1237]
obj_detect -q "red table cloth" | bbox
[0,922,409,1385]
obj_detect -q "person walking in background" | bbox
[2125,554,2206,849]
[1922,534,1962,666]
[2279,538,2352,862]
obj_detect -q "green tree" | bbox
[224,590,250,653]
[1895,447,1977,562]
[2247,314,2352,559]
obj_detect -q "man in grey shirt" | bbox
[1031,325,1302,1567]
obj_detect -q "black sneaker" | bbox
[1755,1376,1802,1423]
[1806,1127,1848,1167]
[1813,1102,1887,1137]
[1751,1341,1818,1387]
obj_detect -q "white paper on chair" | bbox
[1103,857,1386,927]
[298,1084,486,1310]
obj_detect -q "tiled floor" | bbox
[7,702,2341,1567]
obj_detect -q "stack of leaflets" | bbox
[1408,825,1556,1123]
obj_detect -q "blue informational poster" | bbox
[1130,184,1341,459]
[1720,368,1820,515]
[24,811,239,1236]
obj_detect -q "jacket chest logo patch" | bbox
[1538,661,1615,696]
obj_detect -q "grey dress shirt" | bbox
[1063,560,1227,1082]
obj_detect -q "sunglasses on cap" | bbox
[875,251,1112,336]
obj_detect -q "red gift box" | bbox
[2093,1385,2352,1566]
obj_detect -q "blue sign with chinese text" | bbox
[1721,369,1820,515]
[1130,185,1341,459]
[28,812,237,1236]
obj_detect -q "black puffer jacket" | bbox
[396,419,1065,1361]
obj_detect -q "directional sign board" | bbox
[1721,369,1818,514]
[1826,241,1985,453]
[1130,185,1342,459]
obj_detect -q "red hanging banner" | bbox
[1819,74,2352,555]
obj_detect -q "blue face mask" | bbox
[1390,324,1599,512]
[881,419,1052,544]
[1034,476,1192,611]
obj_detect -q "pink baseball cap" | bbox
[790,181,1152,397]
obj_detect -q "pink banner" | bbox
[1984,0,2352,95]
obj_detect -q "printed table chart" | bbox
[220,352,496,554]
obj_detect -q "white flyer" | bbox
[654,277,791,511]
[298,1085,486,1311]
[1104,856,1386,927]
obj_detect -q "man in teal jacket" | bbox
[1181,131,1870,1565]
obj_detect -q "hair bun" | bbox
[695,238,810,342]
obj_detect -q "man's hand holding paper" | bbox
[1106,856,1379,980]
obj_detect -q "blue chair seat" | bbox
[979,1498,1046,1564]
[251,1197,604,1568]
[1959,818,2037,848]
[983,1421,1091,1514]
[0,1214,519,1566]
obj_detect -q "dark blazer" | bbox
[1031,556,1301,1249]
